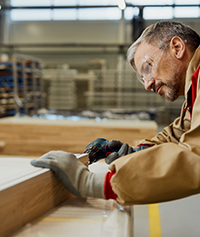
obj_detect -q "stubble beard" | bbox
[159,56,183,102]
[163,74,182,102]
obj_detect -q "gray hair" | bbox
[127,21,200,71]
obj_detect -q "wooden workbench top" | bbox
[0,116,157,129]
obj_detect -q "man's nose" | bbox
[144,78,155,91]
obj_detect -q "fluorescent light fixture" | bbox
[117,0,126,10]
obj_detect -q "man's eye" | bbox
[141,77,145,84]
[144,61,153,74]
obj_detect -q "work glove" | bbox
[105,140,134,164]
[30,151,106,199]
[105,140,150,164]
[84,137,134,164]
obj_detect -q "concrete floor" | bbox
[134,194,200,237]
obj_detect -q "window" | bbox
[11,0,52,6]
[10,0,123,21]
[144,7,173,20]
[10,0,200,21]
[53,9,77,20]
[174,7,199,18]
[78,8,121,20]
[11,10,52,21]
[175,0,199,4]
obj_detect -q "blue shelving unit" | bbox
[0,54,44,117]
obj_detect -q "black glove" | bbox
[105,141,150,164]
[105,140,135,164]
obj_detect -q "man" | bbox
[31,21,200,206]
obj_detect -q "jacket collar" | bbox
[185,45,200,98]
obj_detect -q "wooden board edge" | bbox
[0,153,89,237]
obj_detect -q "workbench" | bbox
[1,155,200,237]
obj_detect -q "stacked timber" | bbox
[44,68,77,110]
[0,117,157,156]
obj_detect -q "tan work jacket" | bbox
[109,45,200,206]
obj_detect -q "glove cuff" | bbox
[79,171,106,199]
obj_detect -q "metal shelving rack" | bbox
[0,54,44,117]
[85,69,165,110]
[85,69,185,124]
[43,68,77,111]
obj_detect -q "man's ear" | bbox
[169,36,186,59]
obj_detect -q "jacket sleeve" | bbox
[108,95,200,206]
[109,142,200,206]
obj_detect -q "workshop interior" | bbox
[0,1,200,237]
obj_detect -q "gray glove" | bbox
[30,151,106,199]
[105,140,135,164]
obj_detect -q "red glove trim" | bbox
[137,144,152,147]
[105,151,112,157]
[104,172,117,200]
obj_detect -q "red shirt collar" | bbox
[186,65,200,118]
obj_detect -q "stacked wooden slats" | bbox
[85,70,164,110]
[0,117,157,156]
[44,68,77,110]
[85,69,185,125]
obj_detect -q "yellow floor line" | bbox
[149,203,162,237]
[35,216,104,223]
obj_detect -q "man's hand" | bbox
[105,140,134,164]
[84,138,135,164]
[30,151,106,198]
[84,138,150,164]
[105,141,150,164]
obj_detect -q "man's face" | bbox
[134,41,185,102]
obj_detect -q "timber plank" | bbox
[0,154,88,237]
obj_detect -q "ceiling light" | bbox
[117,0,126,10]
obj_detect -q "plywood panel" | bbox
[0,154,88,237]
[11,158,133,237]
